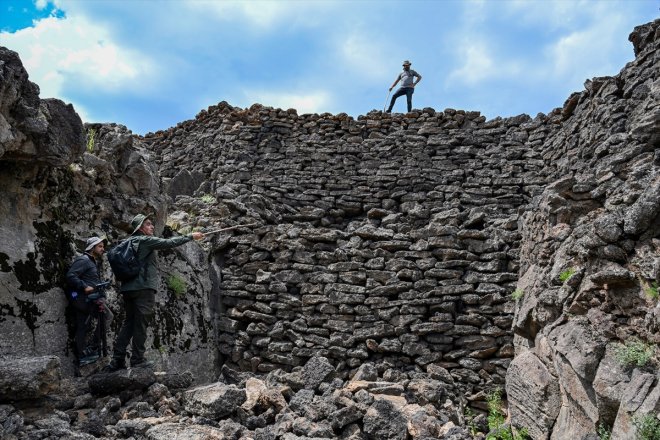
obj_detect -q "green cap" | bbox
[130,214,149,235]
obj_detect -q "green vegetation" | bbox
[512,288,524,301]
[200,193,216,204]
[597,423,611,440]
[559,267,576,283]
[167,274,187,298]
[613,339,655,368]
[486,388,529,440]
[464,407,479,436]
[86,128,96,153]
[633,414,660,440]
[643,281,659,300]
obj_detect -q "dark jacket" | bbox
[120,233,193,292]
[66,254,102,296]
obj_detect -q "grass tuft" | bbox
[613,339,655,368]
[86,128,96,153]
[633,414,660,440]
[167,274,187,298]
[512,288,524,301]
[559,267,576,283]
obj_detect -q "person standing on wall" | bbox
[103,214,204,372]
[386,60,422,113]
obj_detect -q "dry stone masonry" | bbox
[0,18,658,440]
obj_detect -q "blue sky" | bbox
[0,0,657,135]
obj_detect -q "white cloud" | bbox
[184,0,336,29]
[0,14,155,102]
[446,41,521,86]
[546,13,628,82]
[244,89,331,114]
[501,0,601,30]
[447,42,494,85]
[340,33,389,82]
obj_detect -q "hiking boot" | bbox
[130,359,154,369]
[78,353,100,366]
[102,359,126,373]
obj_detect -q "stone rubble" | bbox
[1,356,476,440]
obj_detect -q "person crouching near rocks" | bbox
[103,214,204,372]
[66,236,114,367]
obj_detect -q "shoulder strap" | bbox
[129,236,153,276]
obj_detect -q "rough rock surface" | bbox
[0,48,216,382]
[0,17,658,440]
[506,19,660,439]
[0,356,472,440]
[0,355,61,400]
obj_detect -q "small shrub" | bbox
[167,274,187,298]
[464,407,479,436]
[512,288,524,301]
[559,267,576,283]
[597,422,611,440]
[486,388,529,440]
[613,339,655,367]
[633,414,660,440]
[86,128,96,153]
[644,281,659,300]
[200,194,215,204]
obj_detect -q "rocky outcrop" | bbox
[506,19,660,439]
[0,48,217,382]
[0,47,84,166]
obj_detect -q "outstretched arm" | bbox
[139,232,204,251]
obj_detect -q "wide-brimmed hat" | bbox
[130,214,150,235]
[402,60,411,66]
[85,236,108,252]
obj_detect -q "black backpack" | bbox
[107,238,150,282]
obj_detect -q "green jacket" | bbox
[120,233,193,292]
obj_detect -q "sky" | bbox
[0,0,657,135]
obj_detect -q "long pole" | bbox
[203,223,258,236]
[383,89,391,112]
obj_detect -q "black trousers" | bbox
[72,295,113,357]
[112,289,156,364]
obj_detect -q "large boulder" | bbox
[183,382,246,419]
[0,355,61,400]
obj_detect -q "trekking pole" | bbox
[383,89,391,112]
[203,223,259,236]
[90,282,110,357]
[99,307,107,357]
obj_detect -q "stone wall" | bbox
[145,104,562,394]
[141,19,659,423]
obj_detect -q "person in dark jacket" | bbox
[66,236,114,366]
[104,214,204,372]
